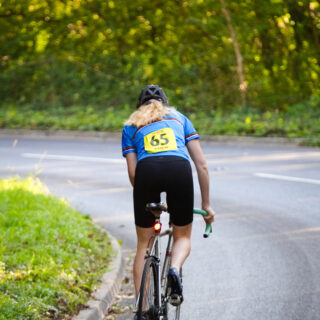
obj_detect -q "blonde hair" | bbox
[124,100,174,127]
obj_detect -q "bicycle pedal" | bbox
[168,293,183,306]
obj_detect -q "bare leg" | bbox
[133,226,155,297]
[170,222,192,270]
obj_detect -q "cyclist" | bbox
[122,85,215,315]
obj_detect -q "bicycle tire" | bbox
[166,302,181,320]
[137,256,159,320]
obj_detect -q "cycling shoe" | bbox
[167,267,183,306]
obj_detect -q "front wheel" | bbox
[161,236,181,320]
[136,256,160,320]
[162,268,182,320]
[164,302,181,320]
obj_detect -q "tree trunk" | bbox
[307,2,320,54]
[220,0,246,105]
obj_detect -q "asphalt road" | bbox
[0,136,320,320]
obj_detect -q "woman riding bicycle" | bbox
[122,85,215,315]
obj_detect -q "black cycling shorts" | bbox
[134,156,194,228]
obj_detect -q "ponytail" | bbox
[124,100,174,127]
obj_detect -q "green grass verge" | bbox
[0,103,319,146]
[0,176,113,320]
[188,104,320,147]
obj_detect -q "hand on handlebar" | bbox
[202,206,215,224]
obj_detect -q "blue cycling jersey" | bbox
[122,110,199,162]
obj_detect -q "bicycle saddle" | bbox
[146,202,168,217]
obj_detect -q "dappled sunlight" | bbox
[0,175,50,195]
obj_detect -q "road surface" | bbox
[0,136,319,320]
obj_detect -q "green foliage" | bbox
[0,176,113,320]
[1,101,319,146]
[0,0,319,110]
[190,101,320,143]
[0,105,132,131]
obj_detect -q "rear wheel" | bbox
[137,256,159,320]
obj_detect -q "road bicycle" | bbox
[135,202,212,320]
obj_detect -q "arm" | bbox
[187,139,215,224]
[125,153,137,187]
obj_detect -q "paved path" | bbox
[1,136,320,320]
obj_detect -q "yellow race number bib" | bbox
[144,128,177,153]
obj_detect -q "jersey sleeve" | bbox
[183,115,199,143]
[122,126,137,157]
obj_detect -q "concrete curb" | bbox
[0,129,121,141]
[0,128,308,146]
[73,230,124,320]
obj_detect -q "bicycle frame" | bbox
[141,219,173,316]
[135,203,211,319]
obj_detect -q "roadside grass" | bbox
[0,103,319,146]
[0,176,113,320]
[189,104,320,147]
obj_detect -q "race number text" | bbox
[144,128,177,153]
